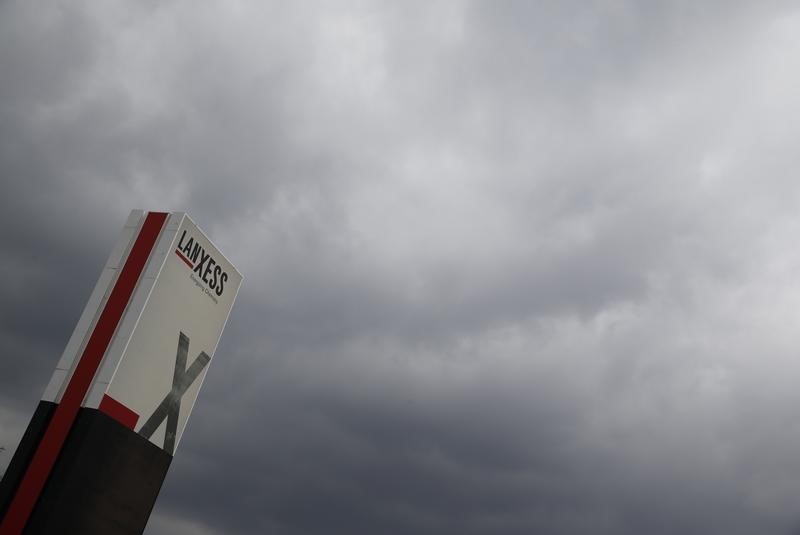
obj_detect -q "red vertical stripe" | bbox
[0,212,168,534]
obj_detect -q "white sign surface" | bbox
[102,213,242,454]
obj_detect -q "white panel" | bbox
[41,211,144,403]
[83,271,157,407]
[104,213,242,454]
[85,213,183,408]
[144,228,178,280]
[84,381,108,408]
[165,212,185,231]
[41,369,68,402]
[106,209,145,268]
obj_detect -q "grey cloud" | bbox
[4,1,800,534]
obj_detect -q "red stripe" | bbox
[98,394,140,430]
[0,212,168,534]
[175,249,193,268]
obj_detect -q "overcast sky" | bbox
[4,1,800,534]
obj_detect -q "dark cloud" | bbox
[4,1,800,534]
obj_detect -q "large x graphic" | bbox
[138,332,209,455]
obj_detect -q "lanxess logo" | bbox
[174,229,229,297]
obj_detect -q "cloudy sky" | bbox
[3,1,800,533]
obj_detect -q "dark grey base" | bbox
[1,401,172,535]
[0,401,57,518]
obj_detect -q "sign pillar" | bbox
[0,210,242,535]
